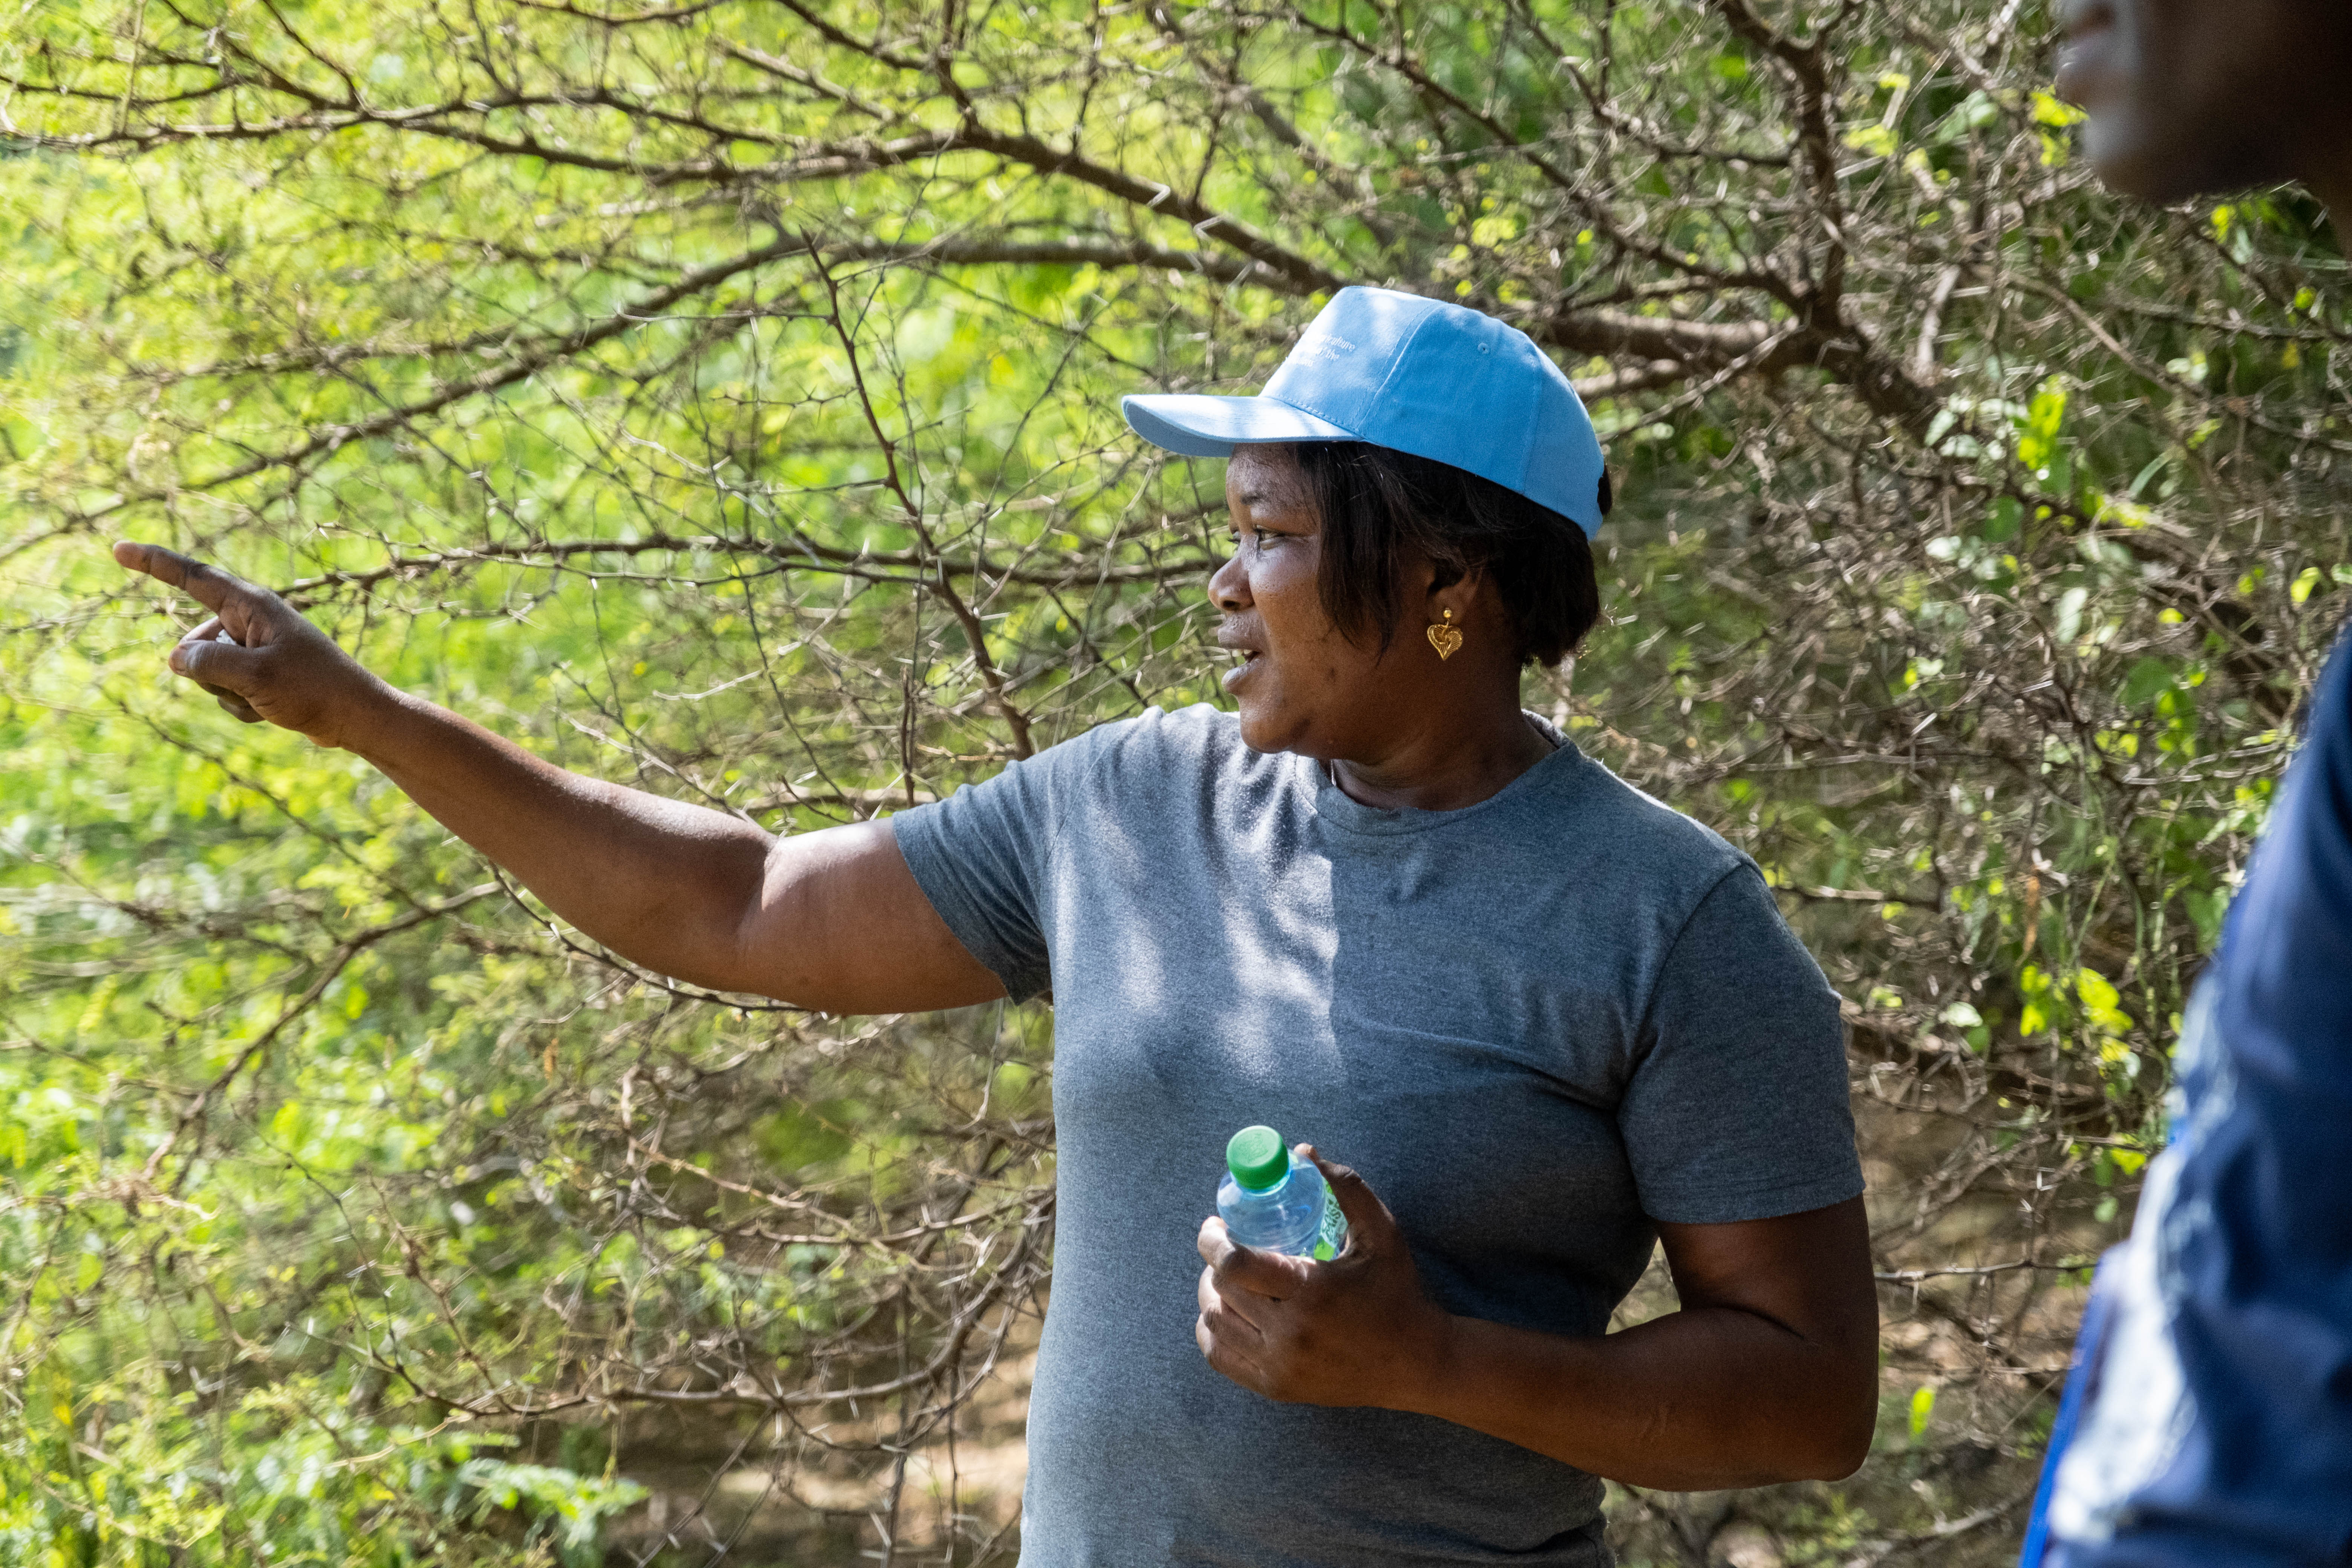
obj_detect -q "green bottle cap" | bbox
[1226,1125,1289,1192]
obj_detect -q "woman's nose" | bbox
[1208,550,1250,612]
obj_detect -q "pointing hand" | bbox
[113,541,392,750]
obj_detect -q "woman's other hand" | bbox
[1196,1156,1877,1484]
[1194,1146,1455,1409]
[115,541,393,750]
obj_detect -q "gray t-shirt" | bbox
[893,705,1860,1567]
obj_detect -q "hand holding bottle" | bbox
[1215,1125,1347,1259]
[1194,1145,1455,1410]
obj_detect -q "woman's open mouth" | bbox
[1221,649,1265,692]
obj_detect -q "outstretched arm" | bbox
[115,542,1006,1015]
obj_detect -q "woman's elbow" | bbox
[1792,1382,1879,1481]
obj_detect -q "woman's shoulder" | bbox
[1015,706,1297,859]
[1055,702,1253,766]
[1540,748,1755,894]
[1035,703,1282,796]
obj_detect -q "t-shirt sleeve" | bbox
[1617,864,1862,1225]
[888,741,1079,1003]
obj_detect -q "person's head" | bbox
[1207,441,1601,757]
[1122,286,1611,759]
[2056,0,2352,206]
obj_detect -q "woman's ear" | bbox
[1431,556,1492,606]
[1422,557,1493,635]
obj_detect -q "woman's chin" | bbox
[1224,660,1267,727]
[1232,694,1294,755]
[1226,661,1328,755]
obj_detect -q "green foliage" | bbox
[1907,1386,1938,1444]
[2,0,2347,1560]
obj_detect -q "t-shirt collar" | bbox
[1305,711,1581,836]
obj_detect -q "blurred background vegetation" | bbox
[3,0,2347,1562]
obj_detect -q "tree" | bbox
[3,0,2346,1560]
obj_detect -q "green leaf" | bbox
[2122,657,2176,708]
[2016,377,2068,471]
[2030,90,2086,128]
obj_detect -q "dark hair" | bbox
[1293,441,1605,668]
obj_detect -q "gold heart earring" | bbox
[1427,608,1463,661]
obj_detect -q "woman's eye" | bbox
[1223,528,1292,554]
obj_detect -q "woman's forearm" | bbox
[1397,1303,1877,1488]
[1199,1173,1878,1490]
[112,540,995,1012]
[349,684,773,992]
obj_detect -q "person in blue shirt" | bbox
[2023,3,2352,1563]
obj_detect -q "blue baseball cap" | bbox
[1121,286,1608,534]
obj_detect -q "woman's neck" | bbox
[1327,700,1556,814]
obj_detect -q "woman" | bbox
[118,286,1875,1566]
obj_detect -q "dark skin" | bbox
[1211,444,1553,810]
[116,440,1876,1489]
[1201,445,1875,1487]
[2055,0,2352,222]
[1199,1149,1875,1488]
[2041,0,2352,1543]
[109,540,1004,1017]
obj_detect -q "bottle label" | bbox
[1312,1193,1348,1262]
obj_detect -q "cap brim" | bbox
[1121,394,1356,457]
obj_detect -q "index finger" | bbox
[113,541,253,614]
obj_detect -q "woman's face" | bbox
[1210,444,1412,758]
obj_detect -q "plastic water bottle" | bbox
[1216,1125,1348,1261]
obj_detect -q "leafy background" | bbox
[3,0,2348,1562]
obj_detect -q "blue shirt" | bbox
[2034,631,2352,1565]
